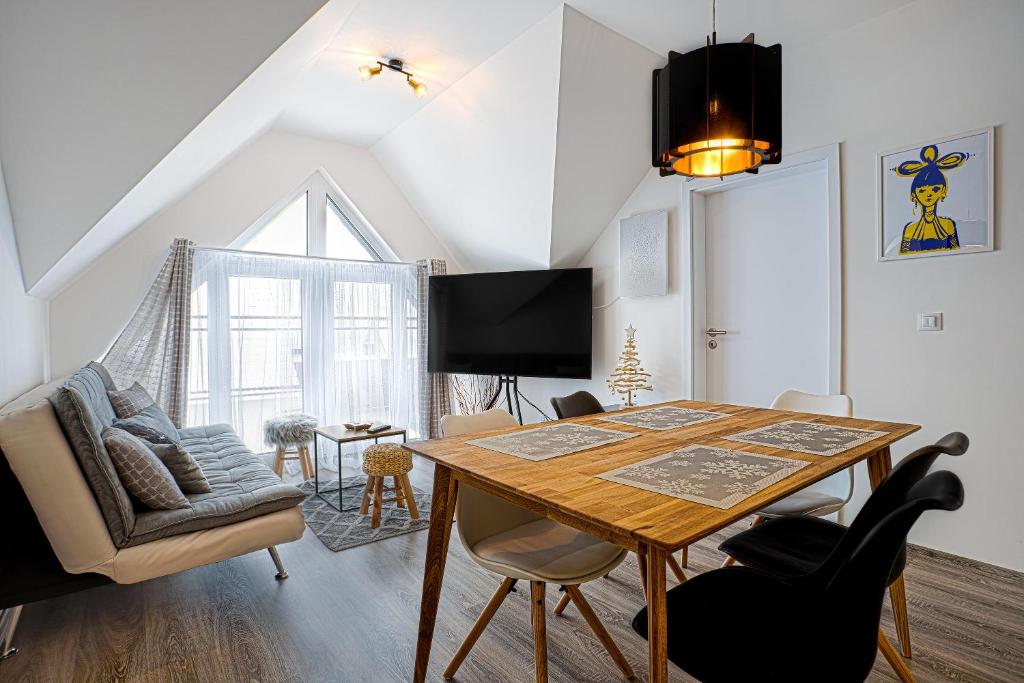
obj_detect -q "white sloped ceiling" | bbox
[372,6,660,273]
[0,0,344,295]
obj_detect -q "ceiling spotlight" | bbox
[358,63,383,81]
[357,58,428,98]
[407,76,428,98]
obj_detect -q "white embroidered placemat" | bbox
[466,423,638,462]
[597,445,809,509]
[723,420,888,457]
[599,406,729,431]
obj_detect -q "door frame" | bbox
[684,143,842,401]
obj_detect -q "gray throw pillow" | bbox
[150,442,211,494]
[107,382,155,419]
[102,427,190,510]
[113,404,180,443]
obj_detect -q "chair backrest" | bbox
[771,389,854,502]
[440,409,542,547]
[770,389,852,417]
[816,470,963,679]
[550,391,605,420]
[810,432,967,585]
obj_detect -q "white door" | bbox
[699,162,834,407]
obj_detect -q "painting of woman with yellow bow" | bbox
[879,128,993,261]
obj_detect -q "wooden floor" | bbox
[3,458,1022,682]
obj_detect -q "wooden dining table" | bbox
[405,399,919,682]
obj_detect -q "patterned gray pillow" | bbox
[107,382,155,419]
[150,442,211,494]
[101,427,190,510]
[113,404,180,443]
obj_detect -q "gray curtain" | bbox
[103,238,194,427]
[416,258,451,438]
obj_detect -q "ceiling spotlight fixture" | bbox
[357,58,428,98]
[652,0,782,178]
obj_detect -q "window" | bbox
[235,170,392,262]
[188,171,419,457]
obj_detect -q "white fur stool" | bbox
[264,414,319,480]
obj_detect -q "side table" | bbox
[312,425,408,512]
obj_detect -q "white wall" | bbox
[0,159,47,404]
[0,0,330,291]
[533,0,1023,570]
[519,168,687,421]
[48,130,457,378]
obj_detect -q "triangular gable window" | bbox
[233,169,394,262]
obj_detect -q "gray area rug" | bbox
[300,477,431,552]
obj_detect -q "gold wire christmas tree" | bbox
[607,324,653,407]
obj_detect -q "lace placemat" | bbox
[723,420,888,457]
[597,445,809,509]
[599,406,729,431]
[466,423,638,462]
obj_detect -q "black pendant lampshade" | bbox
[652,35,781,178]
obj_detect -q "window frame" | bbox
[230,168,398,262]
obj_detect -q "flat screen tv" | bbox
[428,268,592,379]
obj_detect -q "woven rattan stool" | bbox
[360,443,419,528]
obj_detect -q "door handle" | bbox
[705,328,728,337]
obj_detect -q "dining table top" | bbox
[403,399,919,551]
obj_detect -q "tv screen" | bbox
[428,268,593,379]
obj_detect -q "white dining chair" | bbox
[440,409,634,682]
[722,389,855,568]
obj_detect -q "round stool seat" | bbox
[263,413,318,448]
[362,443,413,477]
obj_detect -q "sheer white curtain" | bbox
[188,248,420,465]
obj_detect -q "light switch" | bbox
[917,312,943,332]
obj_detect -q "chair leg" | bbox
[666,552,687,584]
[0,606,22,660]
[393,475,406,508]
[889,575,913,658]
[680,545,688,568]
[359,477,373,515]
[553,591,572,615]
[444,577,515,679]
[564,585,634,680]
[401,474,420,520]
[878,629,915,683]
[722,515,765,568]
[530,581,548,683]
[268,547,288,580]
[273,447,286,478]
[372,477,384,529]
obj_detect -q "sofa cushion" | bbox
[107,382,155,419]
[150,442,210,494]
[113,404,179,444]
[48,367,136,547]
[125,424,305,546]
[102,428,190,510]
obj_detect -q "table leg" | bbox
[338,441,344,511]
[644,543,668,683]
[867,446,912,658]
[413,464,458,683]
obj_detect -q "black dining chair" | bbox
[549,390,605,420]
[718,432,967,679]
[632,468,965,683]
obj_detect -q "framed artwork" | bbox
[619,209,668,296]
[877,127,993,261]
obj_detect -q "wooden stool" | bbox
[264,414,318,480]
[360,443,418,528]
